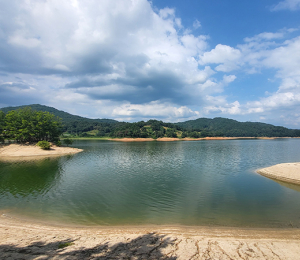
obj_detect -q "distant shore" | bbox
[0,143,83,161]
[1,214,300,259]
[257,162,300,185]
[109,136,284,142]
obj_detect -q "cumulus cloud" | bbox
[195,27,300,125]
[0,0,223,121]
[0,0,300,125]
[199,44,242,72]
[240,33,300,114]
[112,101,200,122]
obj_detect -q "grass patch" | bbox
[66,137,111,140]
[58,242,74,249]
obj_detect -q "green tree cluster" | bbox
[107,119,218,139]
[0,111,5,142]
[0,107,62,143]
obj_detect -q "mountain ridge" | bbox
[1,104,300,137]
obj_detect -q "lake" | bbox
[1,139,300,228]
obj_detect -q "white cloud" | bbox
[112,101,200,121]
[193,19,201,29]
[262,36,300,78]
[203,100,241,115]
[1,0,300,126]
[271,0,300,11]
[245,92,300,114]
[244,32,285,42]
[159,7,175,19]
[0,0,221,122]
[199,44,242,72]
[222,75,236,84]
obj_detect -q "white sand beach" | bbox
[1,214,300,259]
[0,143,83,161]
[257,162,300,185]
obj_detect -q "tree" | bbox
[0,111,5,142]
[166,128,177,138]
[63,138,73,146]
[4,107,62,143]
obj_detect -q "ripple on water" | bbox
[1,139,300,227]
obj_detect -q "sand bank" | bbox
[0,143,83,161]
[257,163,300,185]
[0,215,300,260]
[110,137,279,142]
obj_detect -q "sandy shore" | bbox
[110,137,280,142]
[0,143,83,161]
[257,162,300,185]
[0,215,300,260]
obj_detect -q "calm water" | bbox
[1,139,300,228]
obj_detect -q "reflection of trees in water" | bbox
[0,157,68,197]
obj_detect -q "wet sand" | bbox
[0,143,83,161]
[257,162,300,185]
[1,214,300,259]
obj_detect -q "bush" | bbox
[37,140,51,150]
[54,140,62,146]
[63,138,73,146]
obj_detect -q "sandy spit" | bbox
[257,162,300,185]
[0,143,83,161]
[0,215,300,260]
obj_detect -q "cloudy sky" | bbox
[0,0,300,127]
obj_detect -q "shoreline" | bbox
[0,143,83,161]
[109,136,285,142]
[257,162,300,185]
[1,214,300,259]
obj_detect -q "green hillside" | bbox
[0,104,117,124]
[0,104,119,136]
[1,104,300,138]
[176,117,300,137]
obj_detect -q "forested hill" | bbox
[0,104,119,135]
[1,104,300,138]
[175,117,300,137]
[0,104,117,124]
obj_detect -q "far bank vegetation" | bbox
[1,104,300,141]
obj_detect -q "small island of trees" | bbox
[0,107,62,143]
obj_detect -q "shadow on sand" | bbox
[0,232,177,259]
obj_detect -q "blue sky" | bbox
[0,0,300,128]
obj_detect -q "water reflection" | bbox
[1,139,300,227]
[0,157,62,197]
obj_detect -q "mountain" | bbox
[0,104,120,135]
[176,117,300,137]
[0,104,117,124]
[1,104,300,137]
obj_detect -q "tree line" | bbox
[176,117,300,137]
[1,105,300,140]
[83,119,222,139]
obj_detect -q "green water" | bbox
[1,139,300,228]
